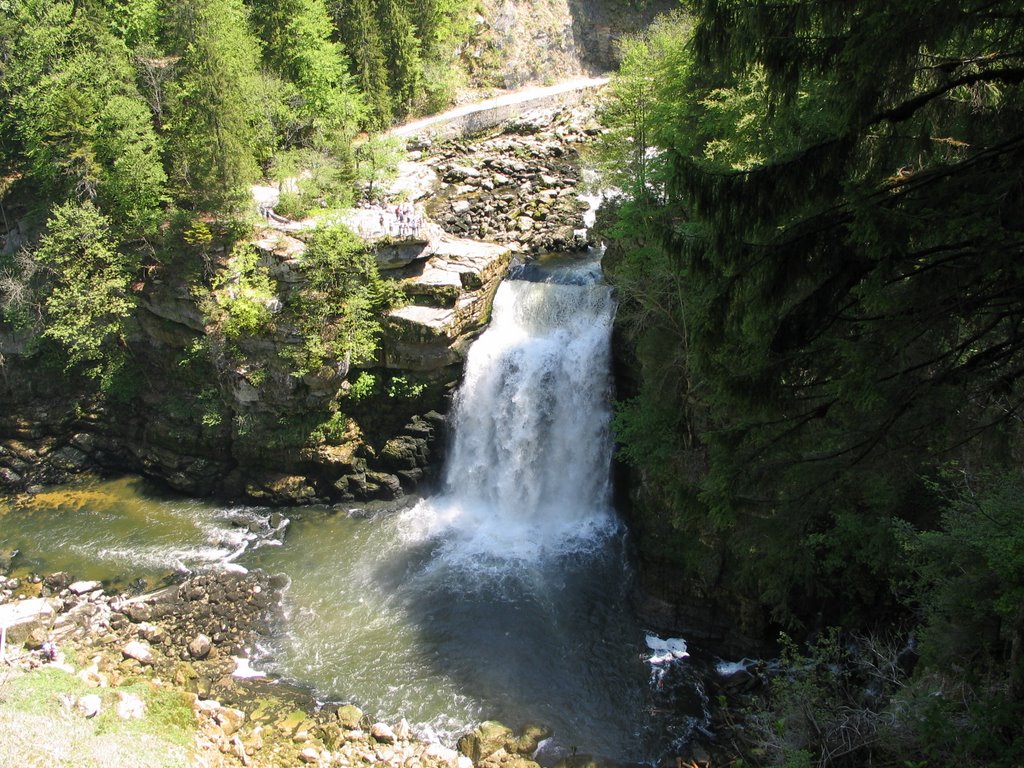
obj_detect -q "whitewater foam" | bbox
[398,271,618,575]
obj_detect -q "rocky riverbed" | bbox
[0,562,572,768]
[417,105,600,255]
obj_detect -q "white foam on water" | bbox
[232,656,267,678]
[715,658,758,677]
[645,634,690,665]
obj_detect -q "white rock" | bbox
[122,640,155,665]
[116,691,146,719]
[68,580,102,595]
[299,746,320,763]
[232,656,266,679]
[77,694,102,718]
[457,756,474,768]
[424,744,459,763]
[371,722,397,744]
[421,745,458,765]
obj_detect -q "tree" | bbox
[353,134,403,201]
[285,223,400,375]
[249,0,364,152]
[96,0,159,49]
[604,1,1024,626]
[329,0,392,129]
[162,0,265,212]
[35,201,138,374]
[377,0,423,119]
[0,0,166,237]
[407,0,473,111]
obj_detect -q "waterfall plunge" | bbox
[400,263,619,572]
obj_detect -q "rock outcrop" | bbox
[421,106,598,254]
[0,95,601,507]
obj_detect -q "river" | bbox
[0,253,707,765]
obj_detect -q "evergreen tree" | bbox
[604,1,1024,627]
[0,0,166,237]
[406,0,473,112]
[161,0,265,212]
[377,0,423,119]
[329,0,392,128]
[249,0,364,160]
[35,200,138,374]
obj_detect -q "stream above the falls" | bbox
[0,253,709,765]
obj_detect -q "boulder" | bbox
[506,723,553,756]
[188,633,212,660]
[337,703,364,729]
[77,694,102,718]
[245,473,316,505]
[122,639,155,665]
[117,691,146,719]
[125,601,153,623]
[68,580,102,596]
[216,705,246,736]
[0,597,60,647]
[371,721,397,744]
[0,548,18,575]
[458,721,514,763]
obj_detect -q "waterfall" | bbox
[400,258,619,571]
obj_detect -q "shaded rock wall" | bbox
[472,0,678,86]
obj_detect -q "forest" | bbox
[596,1,1024,765]
[0,0,473,387]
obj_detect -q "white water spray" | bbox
[400,262,619,569]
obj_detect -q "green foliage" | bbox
[354,134,405,201]
[1,0,167,237]
[378,0,423,119]
[97,0,160,49]
[602,0,1024,632]
[386,374,426,400]
[162,0,265,212]
[285,223,401,375]
[408,0,474,112]
[330,0,393,129]
[211,244,277,340]
[592,13,693,201]
[272,148,355,214]
[329,0,474,123]
[344,370,377,400]
[35,201,138,375]
[311,409,349,443]
[250,0,365,160]
[903,470,1024,699]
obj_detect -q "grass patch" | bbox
[0,665,196,767]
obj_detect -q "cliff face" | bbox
[471,0,678,87]
[0,226,509,505]
[0,101,605,506]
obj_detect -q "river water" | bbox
[0,254,707,764]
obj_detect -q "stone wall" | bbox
[391,78,607,144]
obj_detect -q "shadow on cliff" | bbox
[565,0,680,72]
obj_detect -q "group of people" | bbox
[378,202,422,239]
